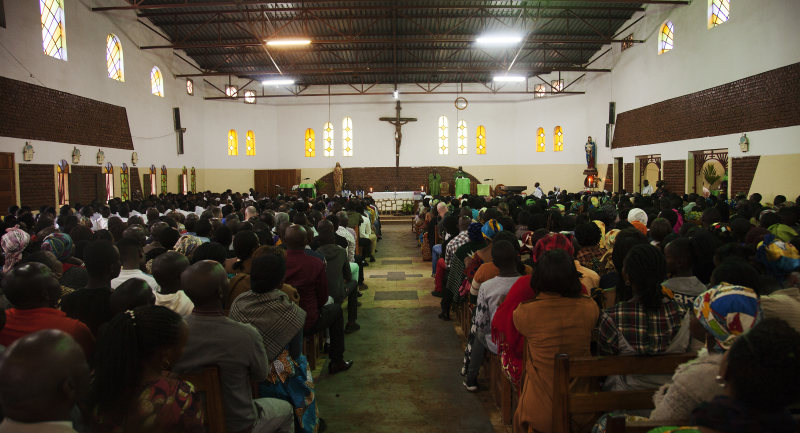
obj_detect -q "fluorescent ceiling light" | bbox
[493,75,526,82]
[475,35,523,45]
[393,89,399,99]
[262,79,295,86]
[265,39,311,46]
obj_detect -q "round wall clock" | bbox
[455,97,468,110]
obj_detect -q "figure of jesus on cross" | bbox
[379,101,417,172]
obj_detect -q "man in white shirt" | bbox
[111,238,160,292]
[533,182,544,199]
[642,179,654,196]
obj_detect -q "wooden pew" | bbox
[551,352,696,433]
[486,352,517,425]
[182,366,226,433]
[303,333,319,371]
[353,223,361,257]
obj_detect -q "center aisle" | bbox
[314,222,506,433]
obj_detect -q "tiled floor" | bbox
[313,221,511,433]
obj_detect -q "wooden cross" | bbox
[379,101,417,171]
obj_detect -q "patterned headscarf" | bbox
[593,220,607,249]
[756,234,800,282]
[173,234,203,260]
[467,222,483,242]
[533,232,574,263]
[41,232,74,262]
[630,220,648,236]
[2,227,31,273]
[693,284,761,351]
[481,219,503,241]
[627,208,648,226]
[767,223,798,243]
[604,229,621,251]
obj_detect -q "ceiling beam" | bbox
[142,37,643,50]
[177,67,610,78]
[204,90,586,100]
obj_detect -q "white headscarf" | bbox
[627,207,648,226]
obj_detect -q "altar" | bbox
[369,191,423,213]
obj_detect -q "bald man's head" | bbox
[0,330,89,423]
[458,216,472,232]
[152,251,190,294]
[336,211,349,228]
[283,224,307,250]
[1,262,61,309]
[181,260,228,309]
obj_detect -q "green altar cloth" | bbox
[455,177,470,197]
[298,183,316,198]
[477,184,490,196]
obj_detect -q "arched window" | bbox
[457,120,468,155]
[227,129,238,156]
[246,130,255,156]
[476,125,486,155]
[658,21,674,55]
[709,0,730,28]
[57,160,69,205]
[103,163,114,202]
[342,117,353,156]
[323,122,334,157]
[40,0,67,60]
[536,127,545,152]
[438,115,449,155]
[554,126,564,152]
[160,165,168,194]
[149,165,157,196]
[305,128,316,157]
[120,163,129,201]
[181,167,188,195]
[106,34,124,81]
[150,66,164,97]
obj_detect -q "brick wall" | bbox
[19,164,54,209]
[130,167,142,198]
[731,156,760,196]
[70,165,101,206]
[624,163,633,192]
[613,63,800,148]
[662,160,686,195]
[316,166,481,196]
[604,165,613,191]
[0,76,134,150]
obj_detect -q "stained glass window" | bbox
[551,80,564,93]
[554,126,564,152]
[456,120,468,155]
[323,122,334,157]
[244,90,256,104]
[342,117,353,157]
[659,21,674,55]
[160,166,168,195]
[186,79,194,95]
[57,160,69,205]
[106,34,124,82]
[709,0,730,28]
[246,130,255,156]
[149,165,157,196]
[151,66,164,97]
[438,115,449,155]
[534,84,547,98]
[120,163,129,201]
[181,167,188,195]
[536,127,545,152]
[225,85,238,98]
[305,128,316,157]
[103,163,114,202]
[476,125,486,155]
[40,0,66,60]
[190,167,196,193]
[228,129,238,156]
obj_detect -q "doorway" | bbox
[254,169,301,197]
[614,157,623,193]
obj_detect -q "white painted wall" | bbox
[1,0,798,192]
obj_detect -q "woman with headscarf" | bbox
[172,235,203,262]
[441,222,486,320]
[1,226,30,273]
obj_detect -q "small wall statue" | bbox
[739,133,749,153]
[96,149,105,165]
[71,147,81,164]
[22,142,34,161]
[131,151,139,166]
[585,136,597,170]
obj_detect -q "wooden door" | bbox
[254,169,300,196]
[615,157,624,193]
[0,153,16,211]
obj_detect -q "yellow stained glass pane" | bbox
[476,125,486,155]
[457,120,467,154]
[246,131,255,156]
[323,122,334,156]
[106,34,124,81]
[437,115,449,155]
[40,0,67,60]
[342,117,353,156]
[305,128,315,157]
[536,127,545,152]
[659,21,674,54]
[150,66,164,97]
[228,129,238,156]
[554,126,564,152]
[709,0,730,28]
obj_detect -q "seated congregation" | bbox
[416,188,800,433]
[0,192,383,433]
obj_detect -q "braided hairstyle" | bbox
[725,318,800,410]
[623,243,667,310]
[90,305,184,422]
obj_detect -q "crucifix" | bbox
[379,101,417,172]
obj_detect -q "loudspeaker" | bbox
[608,101,616,124]
[605,123,614,148]
[173,107,181,131]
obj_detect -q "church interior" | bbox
[1,0,800,432]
